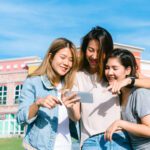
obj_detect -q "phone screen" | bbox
[77,92,93,103]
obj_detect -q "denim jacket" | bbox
[16,75,61,150]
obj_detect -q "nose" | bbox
[63,59,69,66]
[92,51,98,59]
[107,68,113,75]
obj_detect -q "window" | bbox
[0,114,6,120]
[14,84,23,104]
[0,86,7,105]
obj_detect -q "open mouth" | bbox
[90,60,97,65]
[60,66,69,72]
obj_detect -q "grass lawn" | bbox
[0,137,23,150]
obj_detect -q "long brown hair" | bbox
[29,38,78,89]
[79,26,113,81]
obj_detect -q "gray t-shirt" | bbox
[122,88,150,150]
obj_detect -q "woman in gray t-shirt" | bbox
[105,48,150,150]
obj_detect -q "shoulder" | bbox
[130,88,150,104]
[23,76,42,90]
[132,88,150,97]
[76,71,86,76]
[24,76,41,84]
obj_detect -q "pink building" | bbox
[0,56,41,137]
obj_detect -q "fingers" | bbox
[107,78,133,94]
[39,95,60,109]
[64,97,80,108]
[111,82,121,94]
[61,92,80,108]
[104,129,113,141]
[107,81,121,94]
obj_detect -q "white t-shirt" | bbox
[72,71,121,146]
[53,83,71,150]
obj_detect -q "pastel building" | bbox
[0,56,41,137]
[141,60,150,77]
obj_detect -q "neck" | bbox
[120,87,131,107]
[87,68,97,74]
[53,76,61,86]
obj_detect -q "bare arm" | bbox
[67,103,81,121]
[134,78,150,88]
[107,77,150,94]
[105,115,150,141]
[62,92,81,121]
[121,115,150,137]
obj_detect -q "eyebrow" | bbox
[60,54,73,58]
[87,46,94,49]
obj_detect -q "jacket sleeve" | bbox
[16,78,37,125]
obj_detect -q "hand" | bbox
[61,91,80,108]
[104,120,122,141]
[107,78,131,94]
[35,95,61,109]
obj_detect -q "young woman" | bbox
[105,48,150,150]
[67,26,150,150]
[16,38,79,150]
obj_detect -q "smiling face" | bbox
[51,47,73,77]
[105,57,131,84]
[85,39,99,73]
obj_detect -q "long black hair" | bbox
[79,26,113,80]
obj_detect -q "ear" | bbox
[126,66,131,76]
[48,53,52,57]
[48,53,53,63]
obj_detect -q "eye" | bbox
[113,67,119,70]
[87,47,94,52]
[60,55,66,59]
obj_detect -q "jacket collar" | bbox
[41,75,55,89]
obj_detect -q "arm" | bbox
[62,92,81,121]
[134,78,150,88]
[28,96,60,120]
[62,75,81,121]
[121,115,150,137]
[16,78,37,124]
[107,77,150,94]
[105,88,150,141]
[67,103,80,122]
[16,78,60,124]
[105,115,150,141]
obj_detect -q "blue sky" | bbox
[0,0,150,60]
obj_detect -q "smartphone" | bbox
[64,91,93,103]
[77,91,93,103]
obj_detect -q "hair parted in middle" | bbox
[79,26,113,80]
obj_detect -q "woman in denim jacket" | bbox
[16,38,80,150]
